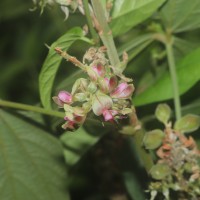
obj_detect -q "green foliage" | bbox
[174,114,200,134]
[0,109,69,200]
[150,163,171,180]
[60,127,104,168]
[134,47,200,106]
[39,27,91,109]
[2,0,200,199]
[143,129,165,149]
[155,104,171,125]
[111,0,166,37]
[123,172,146,200]
[160,0,200,33]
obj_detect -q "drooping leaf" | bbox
[0,109,69,200]
[174,114,200,134]
[143,129,165,150]
[60,127,104,167]
[133,47,200,106]
[39,27,92,109]
[110,0,166,37]
[160,0,200,33]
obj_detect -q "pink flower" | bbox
[99,76,117,93]
[58,91,72,103]
[62,114,86,130]
[92,63,106,77]
[111,83,134,99]
[102,109,118,121]
[53,90,72,107]
[92,93,113,116]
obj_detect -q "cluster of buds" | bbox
[143,104,200,200]
[53,47,135,130]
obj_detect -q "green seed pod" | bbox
[155,104,171,125]
[143,129,165,150]
[174,114,200,134]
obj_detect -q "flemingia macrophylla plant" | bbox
[1,0,200,200]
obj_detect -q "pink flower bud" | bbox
[102,109,118,121]
[108,76,118,92]
[92,63,106,77]
[111,83,134,99]
[58,91,72,104]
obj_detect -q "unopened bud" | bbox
[58,90,72,104]
[111,83,134,99]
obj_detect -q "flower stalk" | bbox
[0,99,64,118]
[165,40,181,120]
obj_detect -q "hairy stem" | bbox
[91,0,121,70]
[83,0,100,45]
[166,42,181,120]
[0,99,64,118]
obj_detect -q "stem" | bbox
[82,0,100,45]
[133,130,154,172]
[55,47,87,70]
[129,112,154,172]
[166,42,181,120]
[0,99,64,118]
[91,0,121,70]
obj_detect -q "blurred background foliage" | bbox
[1,0,200,199]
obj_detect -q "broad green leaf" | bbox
[123,172,146,200]
[60,126,104,167]
[39,27,92,109]
[160,0,200,33]
[0,109,69,200]
[133,47,200,106]
[118,34,154,56]
[174,114,200,134]
[110,0,166,37]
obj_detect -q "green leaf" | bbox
[118,34,154,56]
[60,127,103,167]
[174,114,200,134]
[39,27,91,109]
[123,172,146,200]
[110,0,166,37]
[143,129,165,149]
[133,47,200,106]
[160,0,200,33]
[0,109,69,200]
[155,104,171,125]
[150,163,171,180]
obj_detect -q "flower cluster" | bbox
[149,127,200,200]
[53,47,135,130]
[144,104,200,200]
